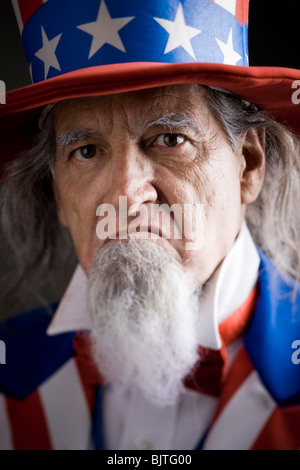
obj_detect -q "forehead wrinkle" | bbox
[140,112,201,133]
[56,127,102,149]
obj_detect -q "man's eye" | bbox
[72,144,97,161]
[155,134,186,148]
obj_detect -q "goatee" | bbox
[86,240,201,406]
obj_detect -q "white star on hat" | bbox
[154,3,202,60]
[77,0,134,59]
[215,28,242,65]
[35,27,62,79]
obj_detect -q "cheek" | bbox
[197,154,241,204]
[55,159,102,220]
[54,164,105,265]
[192,158,243,239]
[179,162,243,284]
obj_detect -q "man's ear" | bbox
[239,128,265,205]
[52,181,68,227]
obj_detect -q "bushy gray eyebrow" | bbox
[56,128,101,149]
[141,112,200,132]
[56,113,201,149]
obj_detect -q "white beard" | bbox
[86,240,201,407]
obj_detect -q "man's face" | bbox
[53,84,248,286]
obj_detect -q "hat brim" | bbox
[1,61,300,176]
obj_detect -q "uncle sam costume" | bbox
[0,0,300,449]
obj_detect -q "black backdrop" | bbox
[249,0,299,69]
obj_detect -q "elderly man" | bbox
[0,0,300,450]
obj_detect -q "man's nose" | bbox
[107,148,158,208]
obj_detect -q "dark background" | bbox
[0,0,299,92]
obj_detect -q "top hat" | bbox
[0,0,299,174]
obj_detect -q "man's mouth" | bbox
[128,227,163,240]
[106,226,166,242]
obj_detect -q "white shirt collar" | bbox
[196,222,259,349]
[47,263,92,335]
[47,223,260,349]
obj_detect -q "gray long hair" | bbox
[1,85,300,315]
[0,112,76,314]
